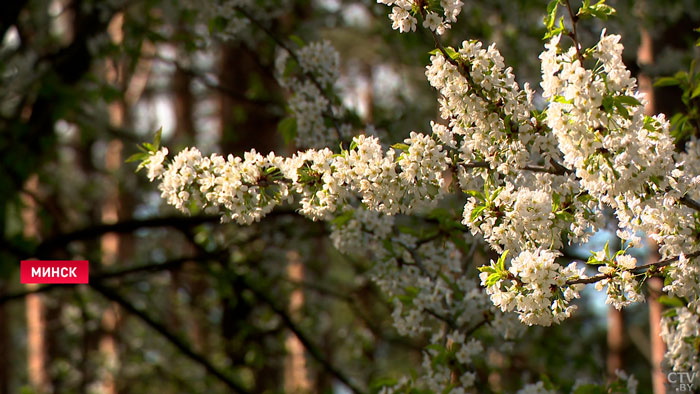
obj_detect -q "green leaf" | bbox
[659,295,685,308]
[397,225,420,236]
[478,265,496,274]
[497,250,509,272]
[283,58,298,78]
[539,374,557,391]
[691,84,700,99]
[331,210,354,226]
[289,35,305,48]
[444,46,459,60]
[544,0,559,30]
[614,101,629,118]
[391,143,410,152]
[615,95,642,106]
[469,205,487,222]
[578,0,616,20]
[464,190,485,200]
[383,239,395,255]
[153,127,162,150]
[485,272,501,286]
[588,1,615,20]
[277,117,297,145]
[586,254,602,265]
[490,186,504,202]
[552,192,561,212]
[208,16,228,33]
[601,95,613,112]
[654,77,680,87]
[604,240,610,258]
[125,152,148,163]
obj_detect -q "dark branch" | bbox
[34,215,221,257]
[680,195,700,213]
[460,161,572,176]
[0,253,225,305]
[243,277,365,393]
[90,282,251,393]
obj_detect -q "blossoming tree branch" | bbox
[131,0,699,392]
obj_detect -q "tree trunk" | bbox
[637,24,666,394]
[284,250,311,393]
[607,307,624,379]
[23,175,49,394]
[218,43,280,156]
[0,282,8,394]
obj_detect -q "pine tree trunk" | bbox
[634,22,667,393]
[23,175,49,394]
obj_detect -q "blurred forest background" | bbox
[0,0,698,393]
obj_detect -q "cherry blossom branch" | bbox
[460,161,571,176]
[567,250,700,285]
[428,25,576,177]
[563,0,585,64]
[427,29,491,105]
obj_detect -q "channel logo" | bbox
[21,260,89,284]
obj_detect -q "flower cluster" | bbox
[665,253,700,299]
[425,40,547,173]
[151,147,291,224]
[377,0,463,35]
[277,41,351,148]
[296,41,339,88]
[589,249,645,309]
[464,185,559,254]
[541,32,675,206]
[145,147,168,181]
[662,300,700,374]
[479,249,585,326]
[329,206,394,256]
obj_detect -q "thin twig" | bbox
[460,161,571,176]
[425,307,457,329]
[463,315,491,337]
[567,250,700,285]
[563,0,585,64]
